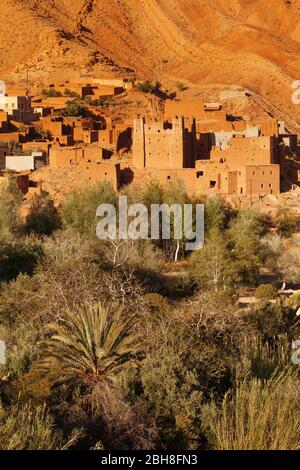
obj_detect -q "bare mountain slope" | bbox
[2,0,300,120]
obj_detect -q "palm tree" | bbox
[34,303,142,387]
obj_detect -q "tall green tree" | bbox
[61,182,116,239]
[228,210,265,283]
[189,228,236,291]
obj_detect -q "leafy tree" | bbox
[34,303,142,388]
[189,228,236,291]
[61,181,117,239]
[204,197,236,233]
[162,180,189,261]
[142,179,165,208]
[228,210,265,284]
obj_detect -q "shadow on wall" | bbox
[117,127,132,152]
[120,167,134,185]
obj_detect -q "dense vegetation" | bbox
[0,177,300,450]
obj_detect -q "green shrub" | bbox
[288,292,300,310]
[255,284,277,301]
[26,191,61,236]
[176,82,187,91]
[0,242,43,282]
[61,101,86,116]
[141,348,203,449]
[41,88,62,98]
[276,207,297,237]
[63,88,80,98]
[29,126,51,140]
[136,81,159,94]
[202,371,300,450]
[0,402,63,450]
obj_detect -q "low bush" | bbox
[255,284,277,301]
[202,371,300,450]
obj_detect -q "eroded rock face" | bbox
[2,0,300,117]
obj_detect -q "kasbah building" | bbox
[1,77,300,201]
